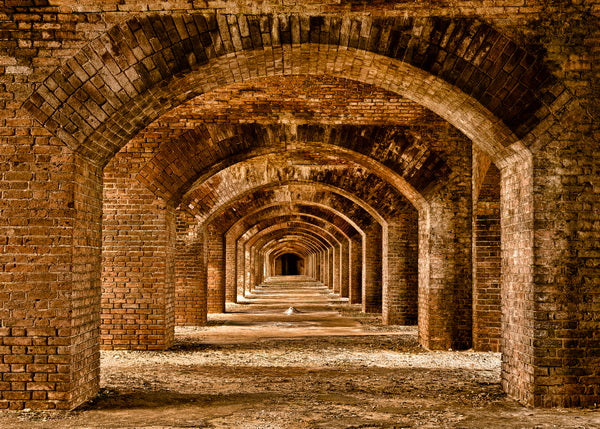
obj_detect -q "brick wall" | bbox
[362,222,383,313]
[472,149,501,352]
[0,1,597,410]
[382,210,419,325]
[101,145,176,350]
[175,209,206,326]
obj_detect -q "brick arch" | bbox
[264,239,320,278]
[270,247,312,260]
[260,233,328,261]
[247,222,345,290]
[241,218,346,256]
[249,228,334,286]
[263,235,324,276]
[208,189,375,238]
[234,215,348,292]
[254,228,334,254]
[200,184,378,313]
[184,153,417,225]
[242,216,348,241]
[202,181,385,230]
[21,12,568,166]
[225,205,360,299]
[229,207,356,243]
[137,124,437,209]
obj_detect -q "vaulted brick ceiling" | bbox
[181,151,415,223]
[106,74,460,231]
[133,76,451,205]
[26,13,560,164]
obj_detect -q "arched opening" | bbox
[275,252,303,276]
[3,7,593,416]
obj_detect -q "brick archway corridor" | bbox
[0,3,597,415]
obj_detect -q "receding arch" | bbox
[23,12,565,167]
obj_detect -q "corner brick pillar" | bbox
[382,213,419,325]
[340,241,350,298]
[225,235,238,303]
[0,145,102,410]
[205,224,226,313]
[418,179,472,350]
[236,240,246,296]
[501,117,599,407]
[349,235,363,304]
[328,248,335,291]
[472,151,501,352]
[102,158,176,351]
[363,222,383,313]
[175,223,206,327]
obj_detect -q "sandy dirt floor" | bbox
[1,277,598,428]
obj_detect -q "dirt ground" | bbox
[1,277,598,428]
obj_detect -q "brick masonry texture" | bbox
[0,0,598,411]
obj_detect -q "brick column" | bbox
[236,241,246,296]
[1,152,103,410]
[472,152,501,351]
[175,220,206,327]
[349,235,363,304]
[205,224,225,313]
[418,171,472,350]
[363,222,383,313]
[247,246,256,290]
[314,252,321,282]
[382,213,419,325]
[340,241,350,298]
[332,244,340,293]
[225,235,237,303]
[328,248,335,291]
[102,157,176,351]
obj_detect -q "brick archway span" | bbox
[184,155,415,225]
[137,124,439,209]
[240,218,346,253]
[207,189,374,238]
[247,224,341,259]
[270,249,310,262]
[228,206,357,243]
[257,230,332,256]
[201,182,384,232]
[246,222,345,290]
[261,235,328,262]
[23,13,565,165]
[226,206,359,299]
[222,205,356,299]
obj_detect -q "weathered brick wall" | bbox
[382,210,419,325]
[175,209,206,326]
[472,149,501,352]
[0,0,597,410]
[418,124,473,350]
[102,145,176,350]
